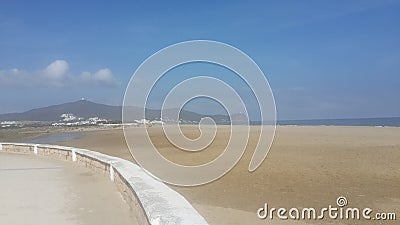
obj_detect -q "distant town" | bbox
[0,113,200,129]
[1,100,399,128]
[0,100,212,129]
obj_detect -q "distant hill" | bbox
[0,100,213,122]
[1,100,398,126]
[0,100,120,121]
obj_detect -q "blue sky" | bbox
[0,0,399,120]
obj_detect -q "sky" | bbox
[0,0,399,120]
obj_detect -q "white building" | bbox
[60,114,77,122]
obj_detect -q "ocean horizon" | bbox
[274,117,400,127]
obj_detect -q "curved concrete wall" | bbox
[0,143,208,225]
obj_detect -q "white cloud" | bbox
[80,68,119,87]
[0,68,30,86]
[44,60,69,80]
[94,68,113,82]
[0,60,119,88]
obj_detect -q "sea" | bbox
[277,117,400,127]
[25,132,82,144]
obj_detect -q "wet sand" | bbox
[0,126,120,143]
[3,125,400,224]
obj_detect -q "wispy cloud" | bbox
[0,60,120,88]
[80,68,119,87]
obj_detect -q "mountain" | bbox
[1,100,399,126]
[0,100,210,122]
[0,100,118,121]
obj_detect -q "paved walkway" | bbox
[0,152,137,225]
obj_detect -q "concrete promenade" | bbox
[0,152,137,225]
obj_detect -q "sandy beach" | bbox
[2,125,400,224]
